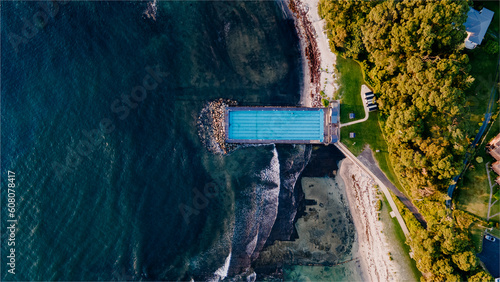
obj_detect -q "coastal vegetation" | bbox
[336,57,412,203]
[319,0,497,280]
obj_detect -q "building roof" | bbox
[465,7,494,46]
[488,133,500,148]
[332,108,339,124]
[487,133,500,161]
[491,148,500,161]
[492,161,500,176]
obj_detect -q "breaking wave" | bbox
[210,252,232,281]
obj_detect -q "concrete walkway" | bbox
[358,149,427,228]
[335,142,410,237]
[340,85,371,128]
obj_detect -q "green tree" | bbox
[468,271,493,282]
[319,0,478,280]
[451,251,477,272]
[484,39,499,55]
[432,258,454,278]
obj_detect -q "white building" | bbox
[464,7,495,49]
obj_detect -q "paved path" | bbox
[486,162,500,220]
[358,149,427,228]
[340,85,370,128]
[335,142,410,237]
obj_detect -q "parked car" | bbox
[485,235,496,242]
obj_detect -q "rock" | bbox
[197,98,239,155]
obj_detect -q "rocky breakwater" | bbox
[197,99,238,154]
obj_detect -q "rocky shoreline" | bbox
[288,0,323,108]
[197,98,239,155]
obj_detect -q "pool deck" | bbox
[224,102,339,145]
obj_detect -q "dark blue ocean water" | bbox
[1,1,304,280]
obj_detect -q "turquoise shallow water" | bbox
[1,1,307,280]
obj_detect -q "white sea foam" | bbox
[211,251,232,281]
[258,146,280,185]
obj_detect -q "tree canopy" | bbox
[319,0,493,280]
[320,0,472,196]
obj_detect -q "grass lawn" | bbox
[336,56,425,276]
[490,198,500,221]
[340,112,412,197]
[335,56,365,123]
[489,227,500,238]
[470,223,488,252]
[463,46,499,136]
[456,117,500,222]
[379,195,422,281]
[336,54,424,278]
[456,160,493,219]
[470,223,500,253]
[463,0,498,135]
[340,112,383,155]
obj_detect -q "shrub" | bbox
[484,40,499,55]
[321,98,330,107]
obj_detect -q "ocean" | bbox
[0,1,318,280]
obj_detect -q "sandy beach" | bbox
[290,0,339,107]
[340,158,402,281]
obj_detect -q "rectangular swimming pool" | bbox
[225,107,325,143]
